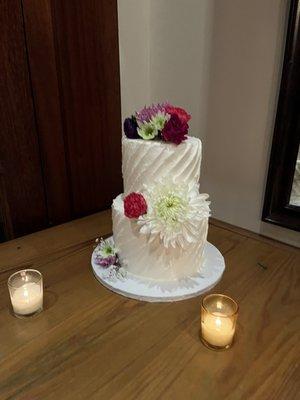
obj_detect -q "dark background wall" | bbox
[0,0,122,241]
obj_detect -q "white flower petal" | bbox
[138,180,210,249]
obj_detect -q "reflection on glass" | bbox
[289,146,300,206]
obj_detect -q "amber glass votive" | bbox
[8,269,43,318]
[201,294,238,350]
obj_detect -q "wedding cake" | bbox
[95,103,210,283]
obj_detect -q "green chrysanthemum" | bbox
[98,238,117,258]
[137,122,158,140]
[150,112,169,131]
[155,193,187,225]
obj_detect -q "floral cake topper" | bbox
[123,102,191,145]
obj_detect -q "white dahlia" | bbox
[137,181,210,248]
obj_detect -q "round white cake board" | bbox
[91,237,225,302]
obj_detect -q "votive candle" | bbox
[201,294,238,350]
[8,269,43,317]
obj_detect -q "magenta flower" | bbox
[124,192,147,218]
[164,105,191,124]
[161,114,188,145]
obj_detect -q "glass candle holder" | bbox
[201,294,238,350]
[8,269,43,318]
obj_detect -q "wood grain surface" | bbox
[22,0,72,226]
[0,0,48,238]
[50,0,123,217]
[1,0,122,240]
[0,212,299,400]
[22,0,123,222]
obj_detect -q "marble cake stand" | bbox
[91,237,225,302]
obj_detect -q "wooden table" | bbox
[0,211,299,400]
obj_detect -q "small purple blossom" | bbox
[136,102,170,124]
[95,255,117,267]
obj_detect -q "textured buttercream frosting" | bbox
[111,136,210,282]
[112,194,208,281]
[122,137,202,194]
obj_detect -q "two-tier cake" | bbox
[94,103,212,286]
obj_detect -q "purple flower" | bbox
[124,117,139,139]
[161,114,188,145]
[95,255,117,267]
[136,102,170,123]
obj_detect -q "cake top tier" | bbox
[122,102,202,194]
[122,136,202,194]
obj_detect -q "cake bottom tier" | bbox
[112,194,208,282]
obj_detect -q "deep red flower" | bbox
[165,105,191,124]
[161,114,189,145]
[124,192,147,219]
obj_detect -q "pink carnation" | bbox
[124,192,147,219]
[165,105,191,124]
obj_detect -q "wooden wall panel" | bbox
[0,0,122,240]
[22,0,72,226]
[51,0,122,217]
[0,0,47,237]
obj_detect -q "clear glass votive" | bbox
[8,269,43,318]
[201,293,238,350]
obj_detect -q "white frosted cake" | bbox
[95,103,211,284]
[121,136,202,195]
